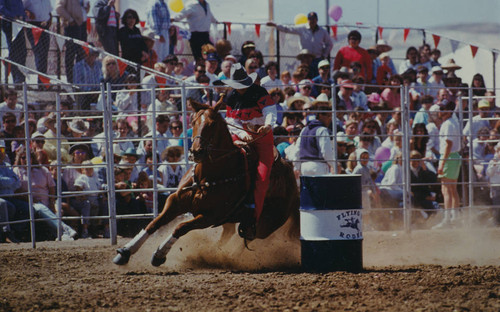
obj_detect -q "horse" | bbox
[112,98,300,267]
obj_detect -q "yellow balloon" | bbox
[294,13,308,25]
[168,0,184,13]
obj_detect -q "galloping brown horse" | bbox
[113,99,299,266]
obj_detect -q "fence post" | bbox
[467,86,474,226]
[55,93,63,240]
[331,83,338,174]
[150,85,159,217]
[103,82,117,244]
[276,29,281,73]
[401,84,411,233]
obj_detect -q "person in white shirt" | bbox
[427,66,446,99]
[463,99,491,145]
[433,101,462,229]
[0,89,23,129]
[260,61,282,91]
[171,0,218,61]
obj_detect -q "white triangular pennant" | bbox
[12,22,23,40]
[450,39,460,53]
[55,36,66,51]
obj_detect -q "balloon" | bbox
[328,5,343,22]
[374,146,391,168]
[294,13,308,25]
[168,0,184,13]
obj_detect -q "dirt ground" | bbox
[1,218,500,312]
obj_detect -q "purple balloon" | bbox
[328,5,343,22]
[374,146,391,167]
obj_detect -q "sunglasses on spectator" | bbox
[34,140,45,144]
[320,66,329,70]
[75,150,87,155]
[171,126,182,130]
[107,62,117,66]
[302,86,311,90]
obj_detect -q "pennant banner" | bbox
[155,76,167,86]
[82,43,90,55]
[330,25,337,41]
[378,26,383,39]
[255,24,260,37]
[470,45,478,58]
[2,60,11,77]
[31,27,43,46]
[225,22,231,36]
[450,39,460,53]
[87,17,91,34]
[432,34,440,48]
[403,28,410,42]
[12,22,22,39]
[39,75,50,89]
[117,59,128,76]
[139,21,145,28]
[54,36,66,51]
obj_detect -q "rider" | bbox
[214,63,277,238]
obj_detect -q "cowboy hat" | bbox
[296,49,314,60]
[121,147,140,158]
[68,119,89,134]
[213,63,257,89]
[441,59,462,70]
[286,95,310,109]
[161,145,183,162]
[375,39,392,52]
[69,143,90,155]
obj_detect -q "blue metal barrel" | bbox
[300,175,363,272]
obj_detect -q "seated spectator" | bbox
[260,61,281,91]
[352,76,368,111]
[218,60,232,80]
[336,79,356,110]
[159,146,186,194]
[0,89,23,126]
[280,70,291,86]
[486,142,500,225]
[410,150,439,211]
[355,119,382,155]
[428,66,446,99]
[135,171,154,213]
[381,75,403,109]
[409,66,430,105]
[114,74,141,114]
[413,95,434,126]
[352,148,380,209]
[238,40,256,67]
[410,123,433,163]
[311,60,333,98]
[269,88,286,125]
[63,143,90,191]
[463,99,491,145]
[114,119,135,154]
[247,50,266,79]
[333,30,372,81]
[416,44,432,72]
[399,46,419,74]
[379,152,403,207]
[376,52,394,86]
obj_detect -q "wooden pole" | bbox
[268,0,275,61]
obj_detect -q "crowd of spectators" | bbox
[1,2,500,242]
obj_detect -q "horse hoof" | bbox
[113,248,131,265]
[151,254,166,267]
[238,222,256,241]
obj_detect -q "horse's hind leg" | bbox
[113,194,186,265]
[151,214,212,266]
[219,223,236,245]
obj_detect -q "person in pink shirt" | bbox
[333,30,372,81]
[381,75,403,109]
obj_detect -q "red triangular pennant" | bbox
[82,44,90,55]
[470,45,478,58]
[31,27,43,46]
[140,21,145,28]
[39,75,50,89]
[225,22,231,36]
[87,17,91,34]
[330,25,337,40]
[255,24,260,37]
[117,59,128,76]
[403,28,410,42]
[432,34,440,48]
[378,27,383,39]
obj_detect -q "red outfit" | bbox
[376,64,393,86]
[225,84,276,222]
[333,46,372,81]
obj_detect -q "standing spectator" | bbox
[375,52,394,86]
[118,9,148,65]
[0,1,26,84]
[433,101,461,229]
[267,11,332,76]
[93,0,119,55]
[372,39,397,77]
[56,0,85,83]
[172,0,218,62]
[146,0,170,62]
[23,0,52,84]
[141,28,159,69]
[409,150,439,211]
[471,73,487,97]
[295,101,335,175]
[73,47,102,110]
[1,113,17,164]
[333,30,372,81]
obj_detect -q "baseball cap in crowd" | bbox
[478,99,490,109]
[339,79,355,89]
[431,66,443,75]
[307,12,318,20]
[367,92,381,104]
[206,52,218,61]
[317,59,330,69]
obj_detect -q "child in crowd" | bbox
[352,148,380,209]
[280,70,291,86]
[135,171,154,213]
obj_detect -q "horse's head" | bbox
[188,98,227,163]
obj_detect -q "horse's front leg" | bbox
[151,213,213,266]
[113,192,189,265]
